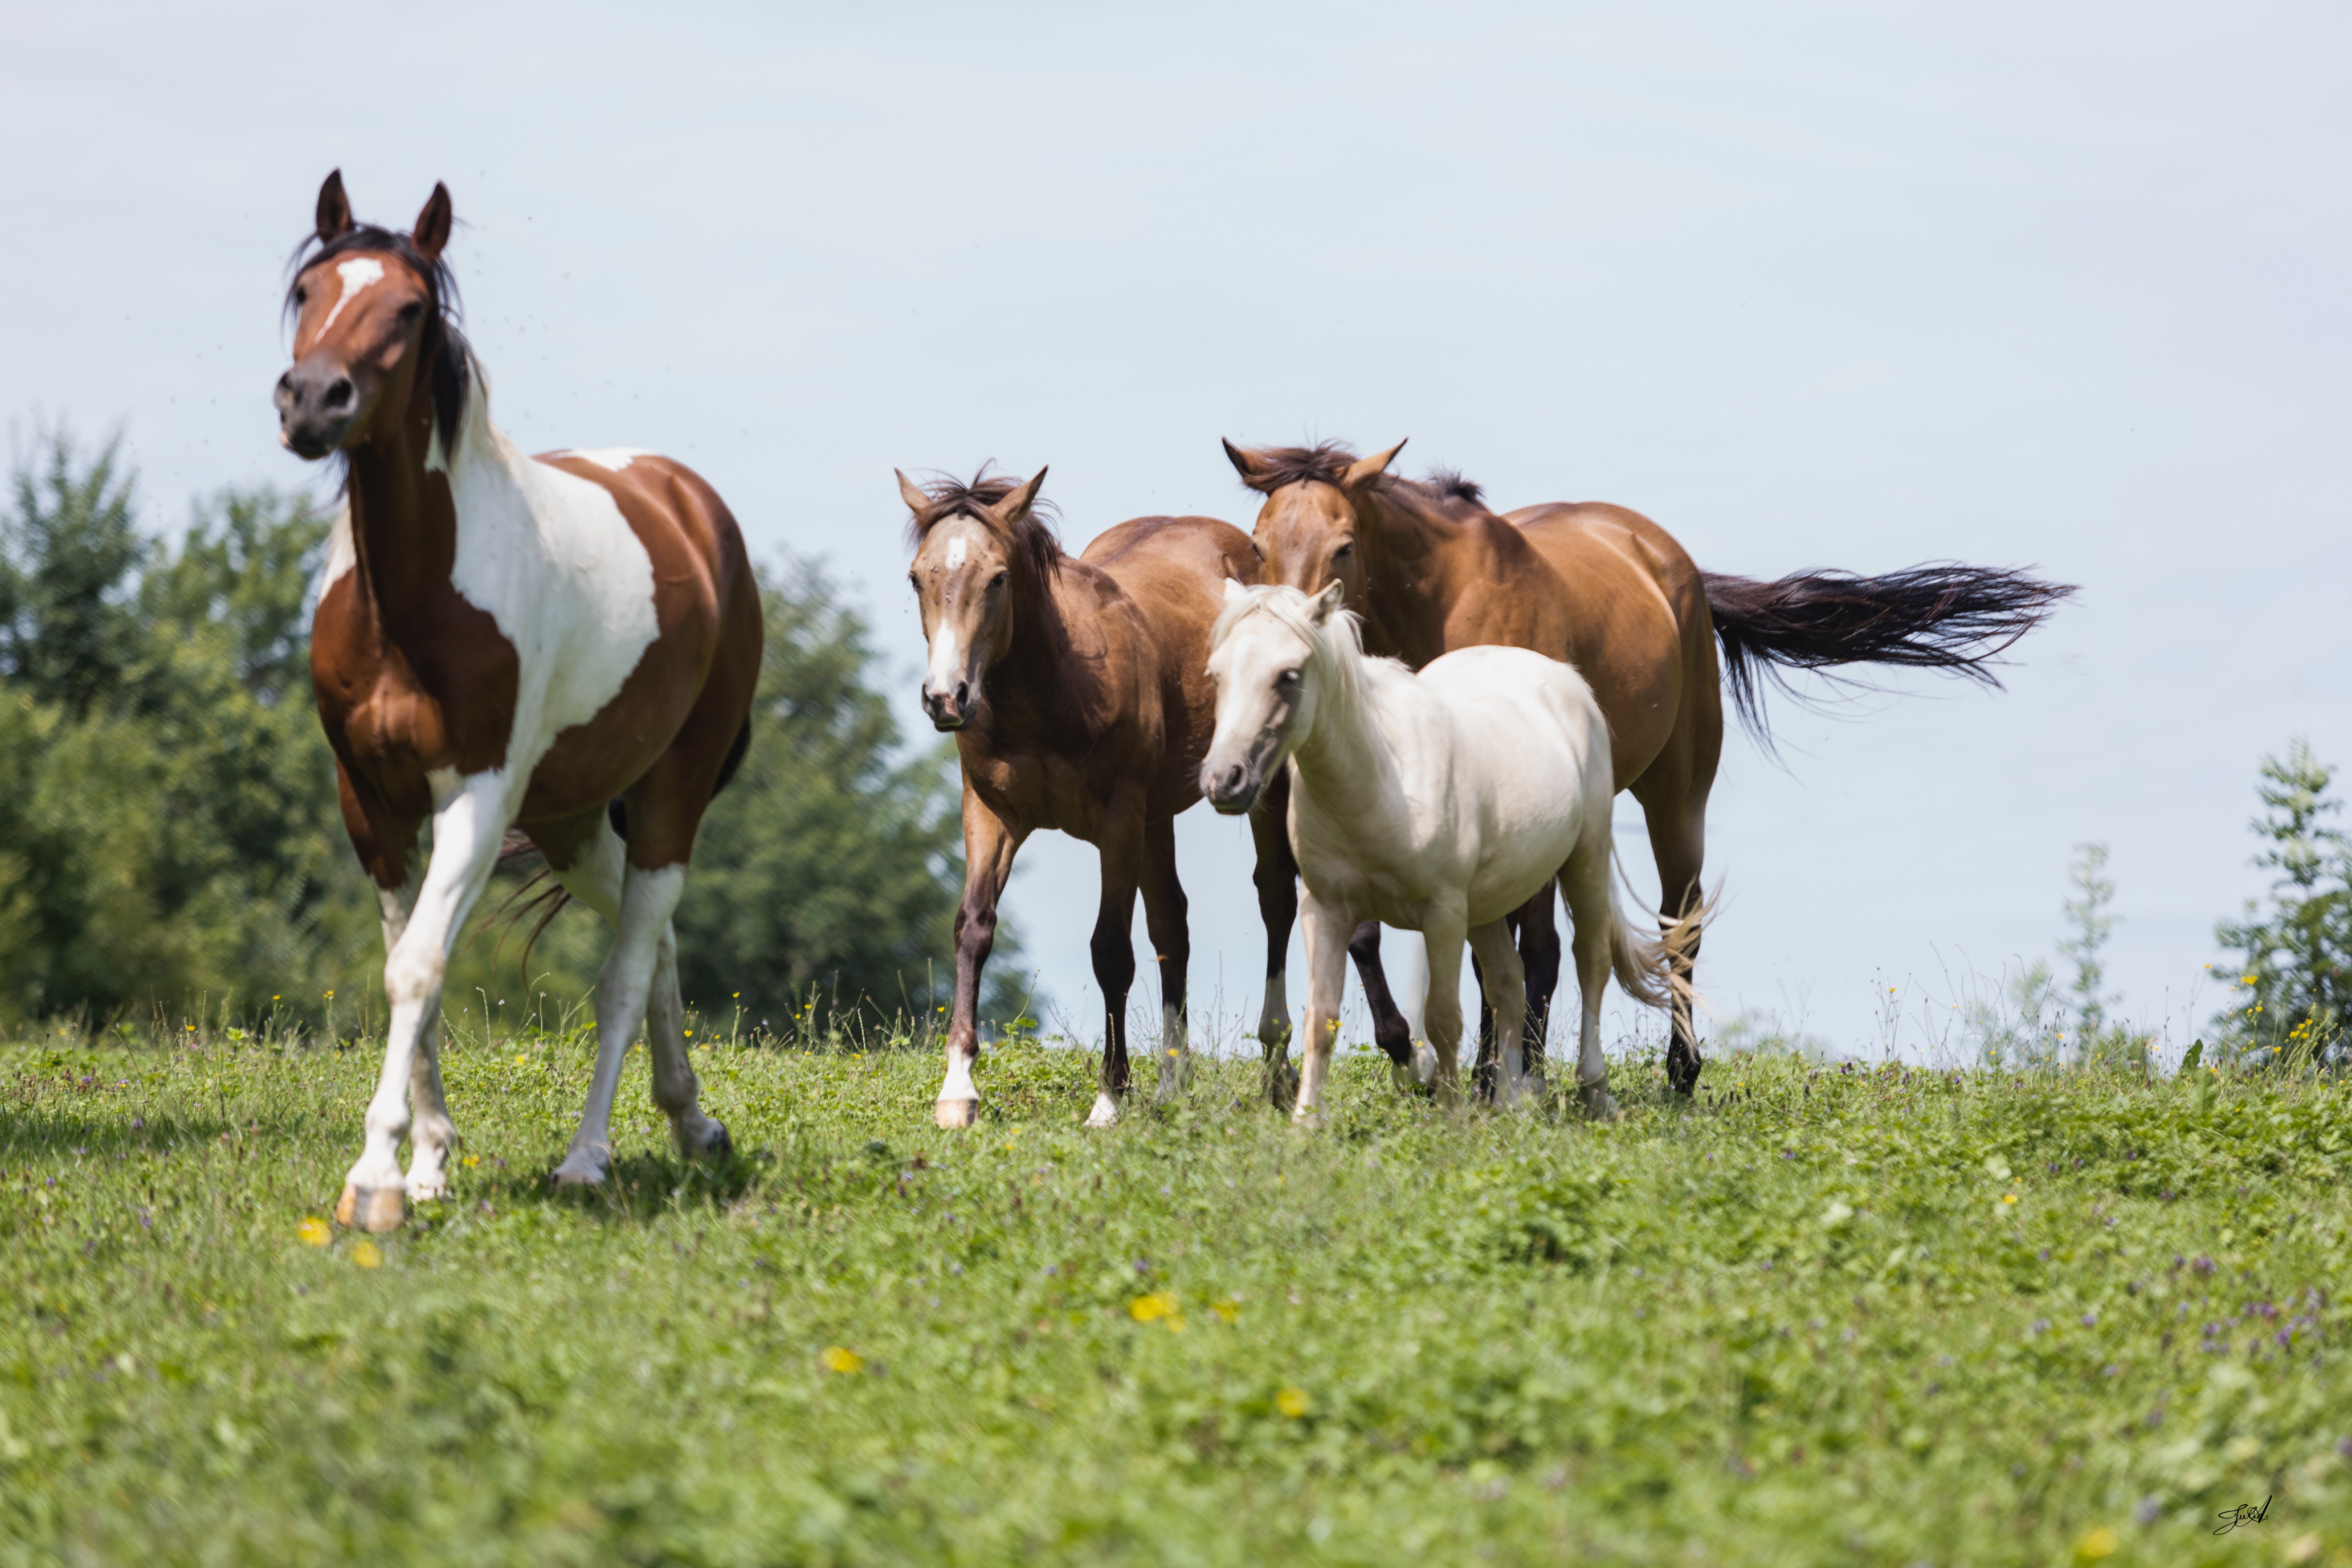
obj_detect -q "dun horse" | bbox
[1230,438,2071,1097]
[1202,582,1690,1122]
[897,469,1275,1128]
[277,173,762,1230]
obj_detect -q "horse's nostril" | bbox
[323,377,354,410]
[954,682,969,708]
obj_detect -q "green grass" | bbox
[2,1020,2350,1567]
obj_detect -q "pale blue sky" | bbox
[5,2,2346,1060]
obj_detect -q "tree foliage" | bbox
[0,427,1007,1036]
[2212,739,2351,1067]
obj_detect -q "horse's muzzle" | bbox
[922,681,970,732]
[276,366,356,460]
[1202,761,1261,815]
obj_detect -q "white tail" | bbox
[1604,847,1713,1012]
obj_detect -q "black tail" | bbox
[1702,564,2073,746]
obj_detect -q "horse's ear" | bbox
[1342,440,1407,489]
[895,469,932,521]
[1310,581,1346,623]
[990,467,1049,528]
[315,170,353,243]
[1223,438,1274,489]
[411,183,454,263]
[1222,577,1248,606]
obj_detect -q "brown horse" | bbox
[1228,438,2071,1098]
[897,468,1274,1128]
[277,172,762,1230]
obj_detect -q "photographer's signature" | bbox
[2213,1495,2271,1535]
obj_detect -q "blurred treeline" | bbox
[0,428,1028,1037]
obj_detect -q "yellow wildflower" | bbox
[2002,1193,2018,1205]
[822,1346,864,1374]
[1275,1387,1311,1418]
[351,1240,383,1269]
[296,1217,332,1247]
[1211,1300,1240,1325]
[1129,1291,1178,1323]
[2073,1525,2118,1563]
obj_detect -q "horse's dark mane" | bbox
[1232,441,1485,508]
[284,223,473,458]
[905,466,1065,584]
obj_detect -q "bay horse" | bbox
[277,172,762,1230]
[1228,438,2071,1099]
[896,468,1274,1128]
[1202,582,1690,1123]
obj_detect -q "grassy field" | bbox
[2,1018,2349,1567]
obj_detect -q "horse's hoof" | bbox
[404,1173,450,1203]
[1411,1043,1439,1087]
[550,1155,608,1189]
[1291,1107,1326,1131]
[1578,1084,1620,1121]
[935,1098,979,1130]
[336,1185,406,1233]
[680,1120,732,1161]
[1154,1058,1191,1104]
[1084,1091,1121,1129]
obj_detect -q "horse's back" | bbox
[1083,514,1254,598]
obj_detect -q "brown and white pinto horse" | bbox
[897,469,1276,1128]
[277,172,762,1230]
[1229,438,2071,1100]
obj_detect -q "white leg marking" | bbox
[1085,1088,1122,1128]
[342,774,509,1230]
[1293,896,1353,1125]
[554,863,688,1186]
[1154,1002,1191,1102]
[645,923,729,1159]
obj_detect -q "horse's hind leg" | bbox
[1635,789,1709,1096]
[1466,920,1531,1106]
[645,922,729,1160]
[1084,799,1146,1129]
[1138,811,1191,1104]
[1248,772,1301,1107]
[1513,884,1561,1094]
[1558,830,1619,1120]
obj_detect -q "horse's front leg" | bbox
[1247,770,1301,1108]
[1084,802,1146,1128]
[1345,920,1420,1076]
[938,786,1023,1130]
[1293,891,1355,1126]
[338,773,509,1231]
[1417,908,1469,1107]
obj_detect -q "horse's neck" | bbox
[1358,491,1469,664]
[990,561,1104,726]
[1291,643,1406,824]
[344,361,519,630]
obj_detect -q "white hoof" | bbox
[675,1117,733,1161]
[1084,1090,1122,1128]
[550,1151,609,1188]
[336,1185,406,1233]
[1154,1054,1191,1105]
[935,1097,979,1130]
[1411,1043,1439,1087]
[405,1171,450,1203]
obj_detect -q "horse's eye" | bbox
[398,300,425,325]
[989,572,1007,591]
[1332,542,1354,559]
[1276,669,1301,688]
[293,285,309,307]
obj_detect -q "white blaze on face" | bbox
[320,258,385,334]
[924,518,986,695]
